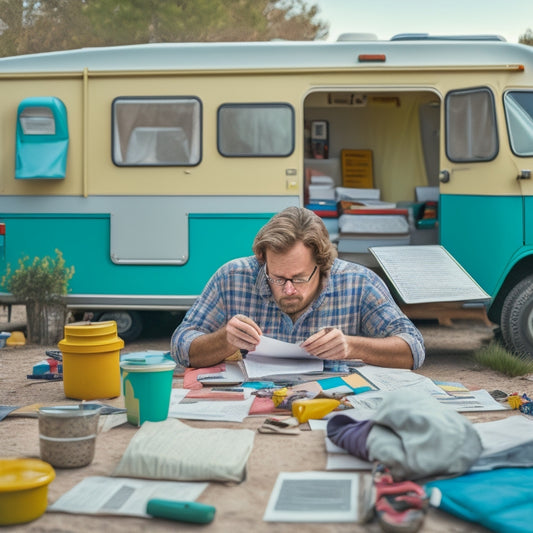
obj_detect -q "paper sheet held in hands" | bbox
[243,335,324,379]
[251,336,316,359]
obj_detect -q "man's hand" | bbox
[300,327,348,360]
[226,314,262,352]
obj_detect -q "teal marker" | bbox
[146,500,215,524]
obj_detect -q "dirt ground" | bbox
[0,305,530,533]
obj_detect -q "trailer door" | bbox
[505,90,533,241]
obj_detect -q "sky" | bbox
[307,0,532,44]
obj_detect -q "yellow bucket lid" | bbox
[58,320,124,352]
[0,458,55,492]
[6,331,26,346]
[58,338,124,353]
[63,321,118,337]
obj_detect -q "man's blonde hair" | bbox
[253,207,337,273]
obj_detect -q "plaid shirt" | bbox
[171,256,425,369]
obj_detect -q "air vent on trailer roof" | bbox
[337,33,378,41]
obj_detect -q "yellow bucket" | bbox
[58,321,124,400]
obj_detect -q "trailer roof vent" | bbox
[337,33,378,42]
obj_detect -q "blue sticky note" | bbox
[317,376,346,390]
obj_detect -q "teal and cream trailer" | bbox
[0,35,532,351]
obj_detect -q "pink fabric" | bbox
[249,397,283,415]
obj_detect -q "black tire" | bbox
[97,310,143,343]
[501,275,533,356]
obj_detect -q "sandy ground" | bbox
[0,305,531,533]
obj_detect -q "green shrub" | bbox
[473,341,533,377]
[1,249,75,344]
[2,249,74,304]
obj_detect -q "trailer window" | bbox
[505,91,533,157]
[112,97,201,166]
[217,103,294,157]
[445,88,498,162]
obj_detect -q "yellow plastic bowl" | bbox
[0,458,55,525]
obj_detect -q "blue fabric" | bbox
[426,468,533,533]
[171,256,425,368]
[327,414,374,460]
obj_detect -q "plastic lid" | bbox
[58,337,124,353]
[121,350,171,360]
[38,404,102,418]
[120,351,173,365]
[63,320,118,336]
[0,458,55,492]
[120,357,176,372]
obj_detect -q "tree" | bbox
[519,28,533,46]
[0,0,329,57]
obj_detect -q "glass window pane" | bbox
[446,88,498,162]
[112,98,201,166]
[20,107,56,135]
[218,104,294,157]
[505,91,533,156]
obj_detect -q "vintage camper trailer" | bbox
[0,35,532,352]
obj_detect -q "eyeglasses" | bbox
[265,264,318,286]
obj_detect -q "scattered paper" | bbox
[308,419,328,431]
[437,389,510,412]
[326,453,372,472]
[168,389,254,422]
[196,363,245,385]
[264,471,359,522]
[356,365,441,393]
[48,476,207,517]
[344,390,386,419]
[475,415,533,456]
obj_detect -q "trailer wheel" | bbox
[97,311,143,343]
[501,275,533,357]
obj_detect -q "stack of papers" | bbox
[308,175,336,201]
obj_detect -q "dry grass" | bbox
[473,341,533,377]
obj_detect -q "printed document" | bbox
[48,476,207,517]
[264,471,360,522]
[168,388,254,422]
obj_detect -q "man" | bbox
[171,207,425,370]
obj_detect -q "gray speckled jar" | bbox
[38,404,102,468]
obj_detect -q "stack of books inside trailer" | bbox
[304,149,439,254]
[305,174,339,240]
[336,188,410,253]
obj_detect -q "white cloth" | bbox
[113,418,255,483]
